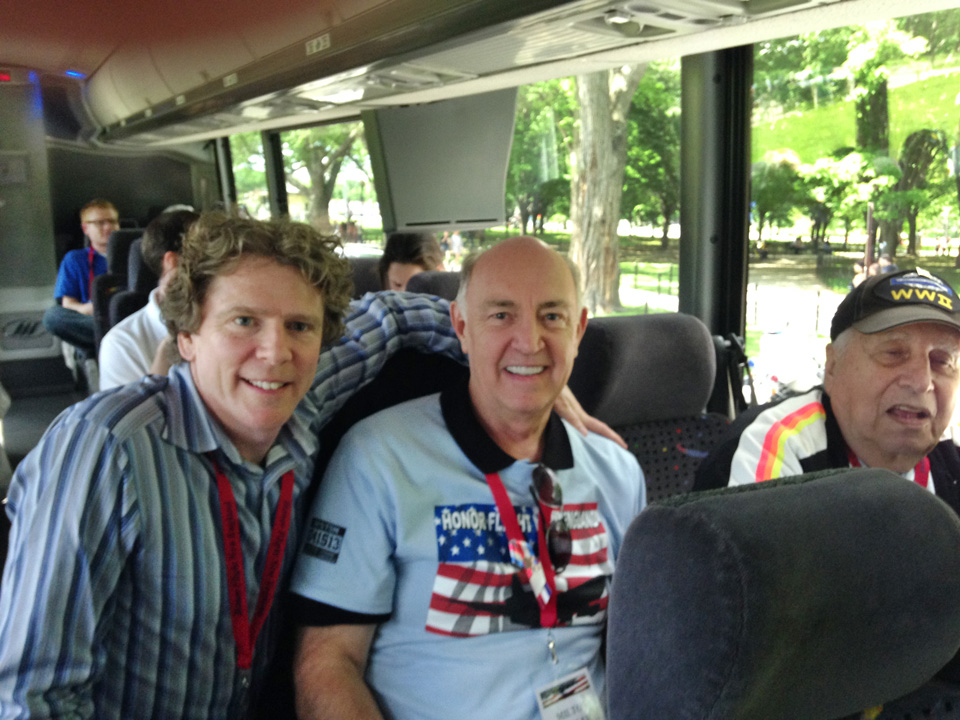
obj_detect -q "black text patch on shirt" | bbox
[303,519,346,563]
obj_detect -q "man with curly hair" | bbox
[0,214,469,719]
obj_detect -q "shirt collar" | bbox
[162,364,318,471]
[147,288,164,325]
[439,378,573,474]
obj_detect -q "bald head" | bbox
[456,237,582,318]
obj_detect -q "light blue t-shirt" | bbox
[291,387,645,720]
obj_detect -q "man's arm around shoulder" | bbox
[294,624,383,720]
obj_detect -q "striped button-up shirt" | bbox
[0,291,459,719]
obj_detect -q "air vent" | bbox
[576,15,682,38]
[0,312,57,354]
[366,63,476,90]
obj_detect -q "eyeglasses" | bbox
[530,464,573,572]
[85,218,119,227]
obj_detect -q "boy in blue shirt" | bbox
[43,198,118,358]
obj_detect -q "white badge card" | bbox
[535,668,605,720]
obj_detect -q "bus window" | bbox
[276,122,376,243]
[230,132,269,219]
[503,63,682,320]
[617,60,681,319]
[747,12,960,403]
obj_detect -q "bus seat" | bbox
[567,313,729,501]
[105,238,157,329]
[92,229,144,351]
[109,290,150,329]
[127,238,159,294]
[91,272,126,351]
[349,256,382,298]
[405,270,460,300]
[106,228,142,276]
[607,467,960,720]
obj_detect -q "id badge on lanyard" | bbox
[535,669,605,720]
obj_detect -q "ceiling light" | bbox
[604,9,633,25]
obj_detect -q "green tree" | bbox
[798,28,853,109]
[227,125,367,228]
[956,121,960,241]
[858,154,903,255]
[898,10,960,66]
[754,37,806,112]
[752,150,802,244]
[533,177,570,233]
[569,65,645,314]
[229,132,268,216]
[754,28,851,112]
[622,61,681,247]
[506,80,575,234]
[801,151,868,248]
[283,123,366,232]
[876,188,933,254]
[844,22,927,155]
[887,129,949,253]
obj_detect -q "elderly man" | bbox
[290,237,645,720]
[0,214,468,719]
[98,208,199,389]
[696,268,960,515]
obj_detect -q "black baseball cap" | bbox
[830,268,960,341]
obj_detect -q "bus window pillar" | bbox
[214,137,237,214]
[262,131,289,220]
[678,46,752,340]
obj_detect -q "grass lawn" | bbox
[752,69,960,163]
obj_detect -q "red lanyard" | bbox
[485,472,558,628]
[211,459,295,670]
[847,449,930,488]
[87,247,96,300]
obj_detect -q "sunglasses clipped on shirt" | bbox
[530,464,573,573]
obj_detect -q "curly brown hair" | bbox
[161,213,352,346]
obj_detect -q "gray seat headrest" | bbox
[567,313,715,426]
[349,256,383,298]
[608,468,960,720]
[405,271,461,301]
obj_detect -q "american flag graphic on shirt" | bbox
[426,501,612,637]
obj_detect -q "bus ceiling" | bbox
[2,0,955,147]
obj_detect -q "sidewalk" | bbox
[616,254,845,325]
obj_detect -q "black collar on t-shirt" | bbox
[439,378,574,475]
